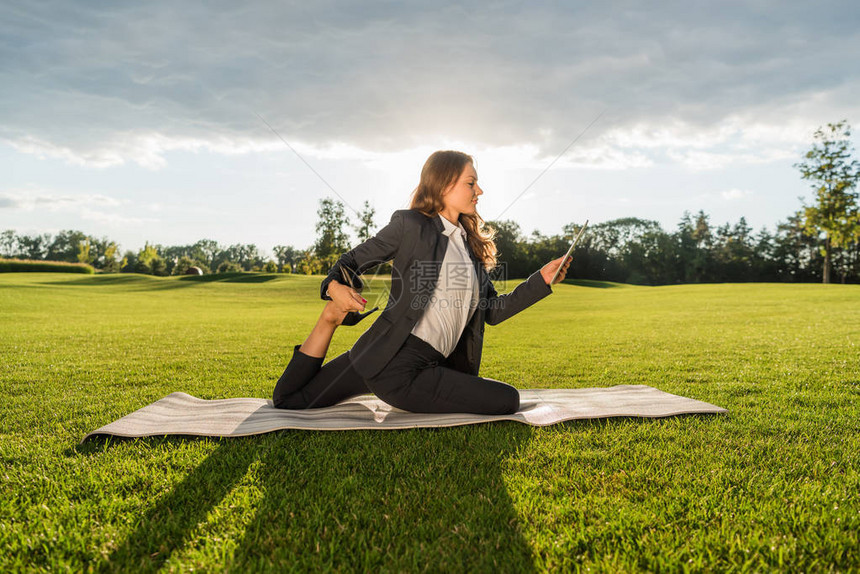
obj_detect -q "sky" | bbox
[2,0,859,258]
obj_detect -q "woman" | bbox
[273,150,571,415]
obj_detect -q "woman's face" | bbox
[441,162,483,216]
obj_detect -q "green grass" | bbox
[1,272,858,572]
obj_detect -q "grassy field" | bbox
[1,272,858,572]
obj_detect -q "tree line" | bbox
[0,199,377,277]
[491,210,856,284]
[2,121,858,283]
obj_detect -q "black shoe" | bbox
[341,306,379,326]
[337,264,378,326]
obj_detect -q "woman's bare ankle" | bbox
[299,306,340,358]
[321,300,348,326]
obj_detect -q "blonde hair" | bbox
[409,150,498,271]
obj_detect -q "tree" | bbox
[172,256,196,276]
[0,230,15,257]
[136,243,167,276]
[630,229,677,285]
[297,249,323,275]
[352,200,376,244]
[587,218,662,259]
[211,243,261,272]
[191,239,220,270]
[239,244,264,271]
[273,245,299,273]
[16,233,51,260]
[217,261,243,273]
[794,120,860,283]
[753,227,777,281]
[585,218,664,283]
[47,230,88,262]
[485,219,529,280]
[76,238,94,265]
[242,244,264,271]
[120,250,137,273]
[676,211,712,282]
[831,240,860,283]
[313,198,351,260]
[712,217,757,282]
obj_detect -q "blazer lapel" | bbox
[403,213,447,319]
[432,213,448,266]
[418,214,447,297]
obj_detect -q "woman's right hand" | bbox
[327,280,367,314]
[540,255,572,286]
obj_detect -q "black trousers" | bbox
[272,333,519,415]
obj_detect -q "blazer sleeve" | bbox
[321,210,405,300]
[483,269,553,325]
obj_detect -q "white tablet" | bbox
[550,219,589,284]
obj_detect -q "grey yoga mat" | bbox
[82,385,727,442]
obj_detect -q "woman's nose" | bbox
[476,185,484,195]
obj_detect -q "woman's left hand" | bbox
[540,255,572,286]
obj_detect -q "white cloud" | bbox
[0,1,857,170]
[0,186,154,229]
[0,189,124,211]
[4,132,279,170]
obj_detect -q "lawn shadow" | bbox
[229,424,536,571]
[560,279,628,289]
[97,438,264,573]
[177,273,280,284]
[96,424,536,572]
[41,272,282,291]
[42,274,156,287]
[65,435,120,457]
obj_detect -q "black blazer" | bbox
[321,208,553,380]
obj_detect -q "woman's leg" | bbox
[365,334,520,415]
[272,302,371,409]
[379,366,520,415]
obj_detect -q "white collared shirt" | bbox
[410,214,480,358]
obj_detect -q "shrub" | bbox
[172,256,208,276]
[136,243,167,276]
[0,258,95,274]
[120,251,137,273]
[297,251,324,275]
[263,260,278,273]
[217,261,243,273]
